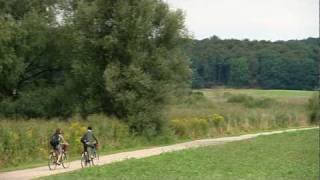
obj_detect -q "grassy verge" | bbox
[41,129,320,180]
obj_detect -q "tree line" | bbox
[0,0,190,135]
[187,36,319,90]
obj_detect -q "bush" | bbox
[244,98,275,108]
[170,118,208,138]
[223,92,232,98]
[227,94,276,108]
[227,94,253,103]
[0,87,74,118]
[208,114,225,126]
[308,92,320,124]
[184,91,206,104]
[170,114,225,138]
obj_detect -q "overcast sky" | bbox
[165,0,319,41]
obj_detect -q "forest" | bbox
[187,36,319,90]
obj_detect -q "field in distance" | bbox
[200,88,314,98]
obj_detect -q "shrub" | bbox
[227,94,276,108]
[190,118,209,137]
[308,92,320,124]
[170,119,188,136]
[244,98,275,108]
[208,114,225,126]
[227,94,253,103]
[0,87,74,118]
[183,91,207,105]
[223,92,232,98]
[170,114,225,138]
[274,113,290,128]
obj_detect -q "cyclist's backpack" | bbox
[50,134,60,147]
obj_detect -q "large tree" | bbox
[69,0,190,134]
[0,0,191,134]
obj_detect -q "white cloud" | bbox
[165,0,319,40]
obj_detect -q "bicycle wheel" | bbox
[91,149,99,166]
[48,152,57,170]
[61,152,70,169]
[81,152,89,168]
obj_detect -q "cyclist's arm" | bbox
[60,135,67,144]
[81,133,87,143]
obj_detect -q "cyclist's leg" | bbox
[56,144,63,164]
[92,144,97,157]
[83,143,87,153]
[83,144,90,162]
[53,147,59,163]
[90,146,93,158]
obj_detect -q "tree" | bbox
[187,36,319,90]
[229,57,250,87]
[68,0,191,134]
[0,0,191,134]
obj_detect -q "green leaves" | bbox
[230,57,250,87]
[0,0,191,135]
[188,37,319,90]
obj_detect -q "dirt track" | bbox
[0,127,317,180]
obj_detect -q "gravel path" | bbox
[0,127,317,180]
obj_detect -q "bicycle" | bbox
[48,144,70,170]
[81,143,99,168]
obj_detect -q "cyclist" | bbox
[81,126,99,159]
[50,128,68,165]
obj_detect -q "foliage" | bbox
[227,94,276,108]
[308,92,320,124]
[0,0,191,134]
[181,91,207,105]
[208,113,224,125]
[171,117,209,138]
[187,37,319,90]
[229,57,250,87]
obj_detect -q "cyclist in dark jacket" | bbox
[81,126,99,155]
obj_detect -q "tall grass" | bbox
[0,115,177,169]
[0,116,126,168]
[168,89,310,136]
[0,89,313,170]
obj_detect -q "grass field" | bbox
[200,89,314,98]
[0,88,315,170]
[41,129,319,180]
